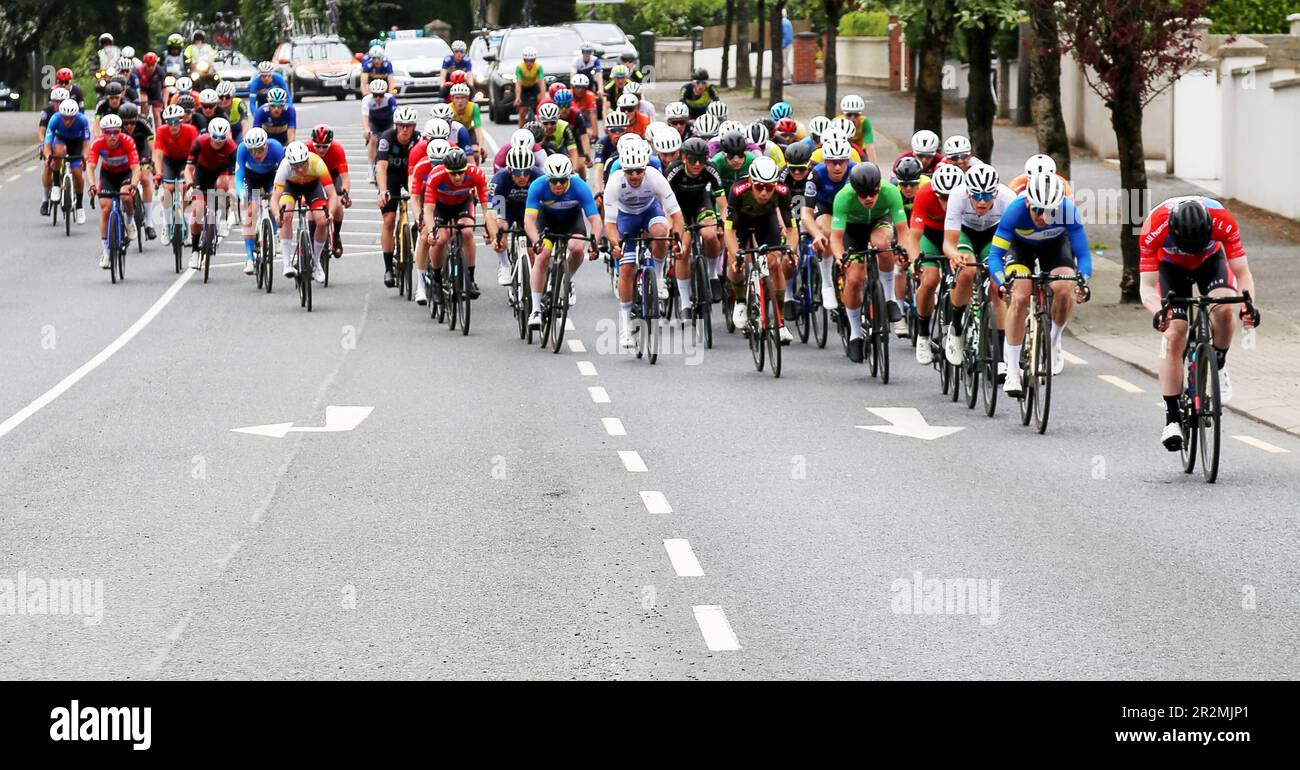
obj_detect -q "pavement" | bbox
[0,110,40,169]
[3,95,1300,680]
[643,81,1300,438]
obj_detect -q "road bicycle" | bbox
[788,232,828,349]
[666,222,715,350]
[251,188,275,293]
[737,244,790,378]
[162,176,187,273]
[1005,272,1088,434]
[954,258,1000,417]
[501,227,533,342]
[102,189,129,283]
[283,198,314,311]
[1159,290,1258,483]
[130,178,147,254]
[627,234,679,364]
[429,220,479,336]
[394,191,414,300]
[195,189,220,284]
[847,244,904,385]
[929,264,957,399]
[537,231,596,353]
[50,155,75,237]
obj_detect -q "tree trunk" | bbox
[722,0,733,88]
[914,19,951,135]
[964,23,996,162]
[1026,2,1071,178]
[997,49,1011,119]
[823,0,840,115]
[1110,86,1146,304]
[736,0,752,89]
[770,1,786,103]
[754,0,766,100]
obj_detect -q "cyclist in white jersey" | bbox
[940,164,1016,367]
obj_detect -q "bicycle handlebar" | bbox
[1161,289,1253,309]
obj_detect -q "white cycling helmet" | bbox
[619,141,651,170]
[450,83,471,98]
[207,117,231,139]
[653,129,681,154]
[537,102,560,121]
[749,156,780,184]
[691,113,718,139]
[285,141,310,164]
[571,73,589,88]
[506,146,534,171]
[807,115,832,139]
[718,120,744,138]
[820,133,852,161]
[59,99,80,117]
[930,163,965,195]
[122,45,135,59]
[244,127,268,149]
[963,164,999,195]
[50,87,70,102]
[665,101,689,120]
[510,128,534,150]
[426,119,450,140]
[426,139,451,161]
[616,93,638,110]
[706,100,727,119]
[604,110,630,130]
[644,121,668,142]
[394,106,418,125]
[616,132,644,156]
[161,104,184,121]
[522,47,538,60]
[266,87,287,105]
[452,40,467,53]
[840,94,866,113]
[624,81,642,96]
[175,77,193,92]
[368,45,384,59]
[257,60,275,73]
[199,88,218,105]
[369,78,389,95]
[831,116,856,139]
[943,134,972,156]
[543,154,573,179]
[1025,171,1065,212]
[99,113,122,131]
[911,129,940,155]
[1024,153,1057,178]
[747,121,769,146]
[216,81,236,97]
[431,103,454,121]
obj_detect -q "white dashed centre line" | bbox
[618,450,647,472]
[639,491,672,514]
[664,539,704,576]
[1233,435,1290,454]
[577,360,598,376]
[588,386,610,403]
[6,173,21,183]
[601,417,626,436]
[567,339,586,353]
[1098,374,1145,393]
[1061,350,1088,366]
[693,606,742,651]
[564,318,575,331]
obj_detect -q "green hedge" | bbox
[1209,0,1294,34]
[839,10,890,38]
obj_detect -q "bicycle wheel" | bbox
[117,215,127,281]
[549,271,567,353]
[460,259,473,338]
[873,280,890,385]
[963,315,980,410]
[202,224,214,284]
[134,200,145,253]
[260,218,275,293]
[764,280,781,378]
[748,284,764,372]
[516,252,531,341]
[645,273,661,366]
[1197,343,1222,483]
[297,232,310,309]
[321,238,331,288]
[1032,311,1052,434]
[404,226,417,301]
[694,266,713,350]
[980,299,998,418]
[1018,318,1033,426]
[723,283,736,334]
[63,187,72,237]
[792,270,810,344]
[172,211,184,274]
[107,209,120,285]
[539,262,556,348]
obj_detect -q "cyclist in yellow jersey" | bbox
[270,141,338,282]
[513,48,544,127]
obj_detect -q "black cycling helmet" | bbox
[524,120,546,144]
[782,141,812,168]
[894,155,923,184]
[681,137,709,159]
[117,101,140,120]
[177,93,196,110]
[849,162,883,197]
[443,147,469,173]
[692,68,709,82]
[620,52,637,62]
[719,130,747,157]
[106,81,125,96]
[1168,198,1213,254]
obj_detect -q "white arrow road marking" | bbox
[693,606,741,651]
[232,405,374,438]
[856,407,964,441]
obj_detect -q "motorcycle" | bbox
[190,55,222,91]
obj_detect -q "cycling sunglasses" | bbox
[969,191,995,202]
[725,151,746,160]
[1030,205,1058,217]
[752,182,775,192]
[102,128,121,135]
[623,168,645,177]
[685,155,707,165]
[668,119,688,127]
[608,127,627,135]
[165,118,182,126]
[947,152,970,161]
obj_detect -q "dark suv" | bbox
[482,26,583,124]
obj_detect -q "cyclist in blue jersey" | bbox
[361,78,397,184]
[235,127,285,274]
[800,133,855,309]
[248,61,291,107]
[43,99,93,223]
[360,46,394,97]
[486,146,542,285]
[253,88,296,146]
[522,154,602,329]
[439,40,473,101]
[986,173,1093,398]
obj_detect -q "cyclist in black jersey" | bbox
[724,156,796,343]
[666,136,728,303]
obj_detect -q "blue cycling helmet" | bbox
[769,101,793,121]
[554,89,573,107]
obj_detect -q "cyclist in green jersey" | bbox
[712,131,754,191]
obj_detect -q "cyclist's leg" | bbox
[307,185,330,274]
[615,209,646,330]
[1155,261,1192,423]
[379,182,399,279]
[241,184,260,264]
[1002,249,1035,372]
[914,230,945,336]
[96,169,114,246]
[277,188,298,274]
[870,220,898,310]
[1043,238,1078,346]
[841,224,869,340]
[1203,249,1239,357]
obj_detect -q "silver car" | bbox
[212,50,257,95]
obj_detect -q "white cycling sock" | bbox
[496,248,510,269]
[880,267,896,301]
[678,275,692,307]
[620,301,633,329]
[653,257,666,281]
[531,291,543,310]
[1004,342,1023,372]
[847,307,864,340]
[706,256,721,278]
[280,239,294,265]
[1050,320,1065,347]
[312,240,326,268]
[820,256,834,284]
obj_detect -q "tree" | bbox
[1048,0,1211,302]
[1024,2,1070,178]
[722,0,734,87]
[822,0,844,115]
[956,0,1020,162]
[754,0,766,100]
[898,0,957,135]
[736,0,752,88]
[770,0,787,103]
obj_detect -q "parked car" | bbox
[272,35,361,101]
[212,49,257,95]
[0,81,21,111]
[566,21,638,73]
[468,32,502,101]
[483,26,584,124]
[383,31,453,97]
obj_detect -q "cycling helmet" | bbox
[1167,198,1213,254]
[450,83,471,98]
[616,93,638,111]
[911,129,940,155]
[199,88,218,105]
[116,55,133,72]
[117,101,139,120]
[431,103,453,121]
[122,46,136,59]
[443,147,469,172]
[749,156,780,184]
[893,155,923,184]
[522,47,538,61]
[1024,171,1065,212]
[285,141,310,164]
[719,131,748,156]
[706,100,727,119]
[175,76,193,92]
[718,119,743,137]
[257,60,275,73]
[653,129,682,154]
[770,101,793,121]
[930,163,965,196]
[510,127,534,149]
[963,164,1000,195]
[581,42,595,55]
[394,106,418,125]
[311,124,334,146]
[840,94,866,113]
[820,134,852,161]
[524,121,546,143]
[942,134,972,156]
[59,99,80,117]
[426,138,451,161]
[543,154,573,180]
[368,46,385,59]
[782,142,812,168]
[106,82,124,96]
[449,70,468,84]
[620,52,637,63]
[452,40,467,53]
[506,146,534,171]
[244,127,268,149]
[537,102,560,121]
[167,34,184,48]
[624,81,642,96]
[692,68,709,81]
[547,83,564,100]
[605,110,630,130]
[611,65,629,79]
[162,104,184,121]
[216,81,236,97]
[807,115,832,139]
[831,116,856,139]
[427,119,450,140]
[554,89,573,107]
[143,51,158,65]
[369,78,388,95]
[267,87,287,105]
[774,117,798,136]
[571,74,589,89]
[207,118,231,139]
[665,102,689,120]
[848,162,882,197]
[1024,153,1056,178]
[51,88,70,102]
[619,141,651,170]
[691,113,718,139]
[191,30,205,42]
[682,137,709,159]
[99,114,123,131]
[177,93,196,110]
[747,121,769,146]
[99,33,114,46]
[616,133,644,157]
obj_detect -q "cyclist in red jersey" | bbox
[184,117,236,267]
[152,104,198,245]
[1139,196,1260,450]
[410,138,450,304]
[908,164,963,364]
[310,124,351,256]
[85,114,141,269]
[422,147,493,301]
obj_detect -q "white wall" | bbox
[1059,54,1173,162]
[1221,68,1300,218]
[836,37,891,86]
[690,46,776,87]
[1172,67,1220,180]
[942,58,1020,112]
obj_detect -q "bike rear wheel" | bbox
[107,209,121,284]
[979,299,998,417]
[764,279,781,378]
[134,199,145,253]
[63,186,72,237]
[747,283,764,372]
[1032,311,1052,433]
[297,232,311,310]
[811,263,828,349]
[1197,342,1222,483]
[873,280,890,385]
[549,270,568,353]
[963,315,980,410]
[202,224,215,284]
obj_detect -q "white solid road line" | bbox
[0,268,195,440]
[588,386,610,403]
[567,339,586,353]
[639,491,672,514]
[601,417,626,436]
[577,360,598,376]
[1061,350,1088,366]
[1233,435,1291,454]
[618,450,647,472]
[664,539,704,577]
[693,606,742,651]
[7,173,22,183]
[1098,374,1145,393]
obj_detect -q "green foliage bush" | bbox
[1209,0,1294,34]
[839,10,890,37]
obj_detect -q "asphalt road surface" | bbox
[3,97,1298,680]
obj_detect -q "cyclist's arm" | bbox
[1139,270,1164,317]
[234,146,247,196]
[985,209,1020,287]
[360,95,371,136]
[1228,256,1257,308]
[1064,206,1092,279]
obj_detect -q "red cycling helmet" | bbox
[449,70,467,84]
[548,82,565,97]
[775,117,798,135]
[56,67,73,82]
[143,52,158,65]
[311,124,334,147]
